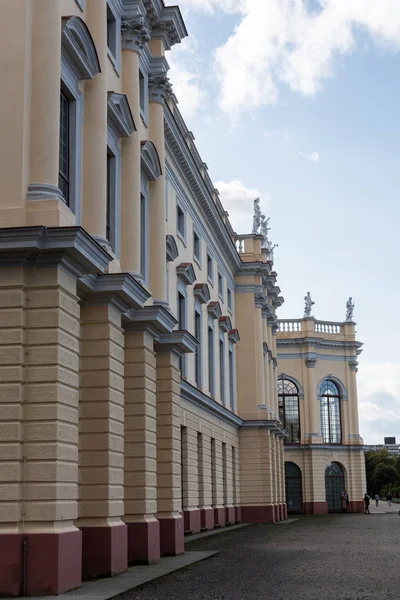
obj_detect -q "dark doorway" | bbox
[285,462,303,513]
[325,462,345,512]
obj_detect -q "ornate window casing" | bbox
[178,279,188,377]
[207,252,214,285]
[75,0,84,10]
[107,0,123,74]
[193,227,201,266]
[228,342,236,411]
[166,234,179,262]
[278,378,300,444]
[219,331,226,406]
[141,141,162,181]
[57,17,100,220]
[194,300,202,388]
[319,380,342,444]
[140,176,149,283]
[227,287,233,313]
[218,271,224,301]
[193,282,210,304]
[208,318,215,397]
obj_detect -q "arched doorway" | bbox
[325,462,345,512]
[285,462,303,513]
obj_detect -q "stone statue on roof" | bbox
[252,198,261,234]
[304,292,314,318]
[345,297,354,322]
[260,214,271,248]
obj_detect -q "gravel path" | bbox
[114,514,400,600]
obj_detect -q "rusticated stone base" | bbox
[200,508,214,530]
[241,505,275,524]
[349,500,365,513]
[225,506,236,525]
[303,501,328,515]
[235,506,242,523]
[159,516,184,556]
[81,523,127,579]
[25,529,82,596]
[183,509,201,533]
[127,520,160,564]
[282,503,288,520]
[0,533,23,597]
[274,505,280,522]
[213,507,226,527]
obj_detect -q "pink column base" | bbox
[303,501,329,515]
[81,523,127,579]
[127,519,160,564]
[274,505,281,522]
[159,515,184,556]
[241,505,275,523]
[235,506,242,523]
[183,509,201,533]
[26,529,82,596]
[225,506,236,525]
[349,500,365,513]
[214,507,226,527]
[282,503,288,520]
[200,508,214,530]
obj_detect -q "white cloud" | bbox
[167,36,206,121]
[169,0,400,118]
[215,179,269,233]
[295,150,320,163]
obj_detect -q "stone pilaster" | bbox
[224,443,235,525]
[182,427,201,534]
[78,302,127,578]
[155,349,184,555]
[211,438,225,526]
[199,435,214,530]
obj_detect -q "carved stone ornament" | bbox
[121,18,151,51]
[252,198,261,234]
[304,291,315,318]
[148,73,173,104]
[305,357,317,368]
[345,296,355,322]
[349,360,359,372]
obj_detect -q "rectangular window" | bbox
[181,426,187,511]
[229,348,235,410]
[211,438,217,508]
[208,325,215,396]
[106,148,117,250]
[207,253,213,283]
[194,309,202,387]
[139,70,145,113]
[222,442,228,507]
[178,291,187,377]
[218,272,224,300]
[140,193,148,282]
[227,288,233,312]
[193,230,201,263]
[219,337,225,405]
[232,446,237,507]
[198,433,204,508]
[107,4,117,60]
[59,91,70,206]
[177,204,185,240]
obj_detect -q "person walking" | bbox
[386,492,392,507]
[375,493,379,507]
[344,490,349,511]
[364,493,371,514]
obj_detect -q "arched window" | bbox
[319,380,341,444]
[278,379,300,443]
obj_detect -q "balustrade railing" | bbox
[278,320,302,332]
[314,321,341,334]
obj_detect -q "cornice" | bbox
[164,107,241,273]
[193,282,211,304]
[155,330,198,355]
[218,315,232,333]
[180,380,242,429]
[107,92,136,137]
[285,444,366,452]
[123,303,177,334]
[78,272,150,312]
[276,336,363,352]
[141,140,162,180]
[176,262,196,286]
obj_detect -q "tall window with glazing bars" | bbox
[278,379,300,443]
[319,380,341,444]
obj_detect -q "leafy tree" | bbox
[372,463,398,496]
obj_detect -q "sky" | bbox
[164,0,400,444]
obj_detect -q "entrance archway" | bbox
[285,462,303,513]
[325,462,345,512]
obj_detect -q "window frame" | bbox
[139,67,149,124]
[106,0,121,74]
[75,0,84,9]
[319,380,342,444]
[194,302,202,388]
[218,271,224,301]
[193,228,201,266]
[59,59,83,220]
[178,281,188,378]
[140,177,149,284]
[207,252,214,285]
[208,319,215,397]
[278,378,301,444]
[227,287,233,313]
[219,332,226,406]
[228,343,235,411]
[176,203,186,244]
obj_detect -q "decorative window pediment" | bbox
[107,92,136,137]
[194,282,210,304]
[207,301,222,320]
[219,315,232,333]
[176,262,196,286]
[228,329,240,344]
[141,140,162,181]
[61,16,101,80]
[166,234,179,262]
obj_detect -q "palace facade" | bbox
[0,0,365,596]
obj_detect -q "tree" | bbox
[365,450,396,493]
[371,463,398,496]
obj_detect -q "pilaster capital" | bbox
[148,72,172,104]
[349,359,359,372]
[121,17,151,51]
[305,357,317,368]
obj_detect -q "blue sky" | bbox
[165,0,400,444]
